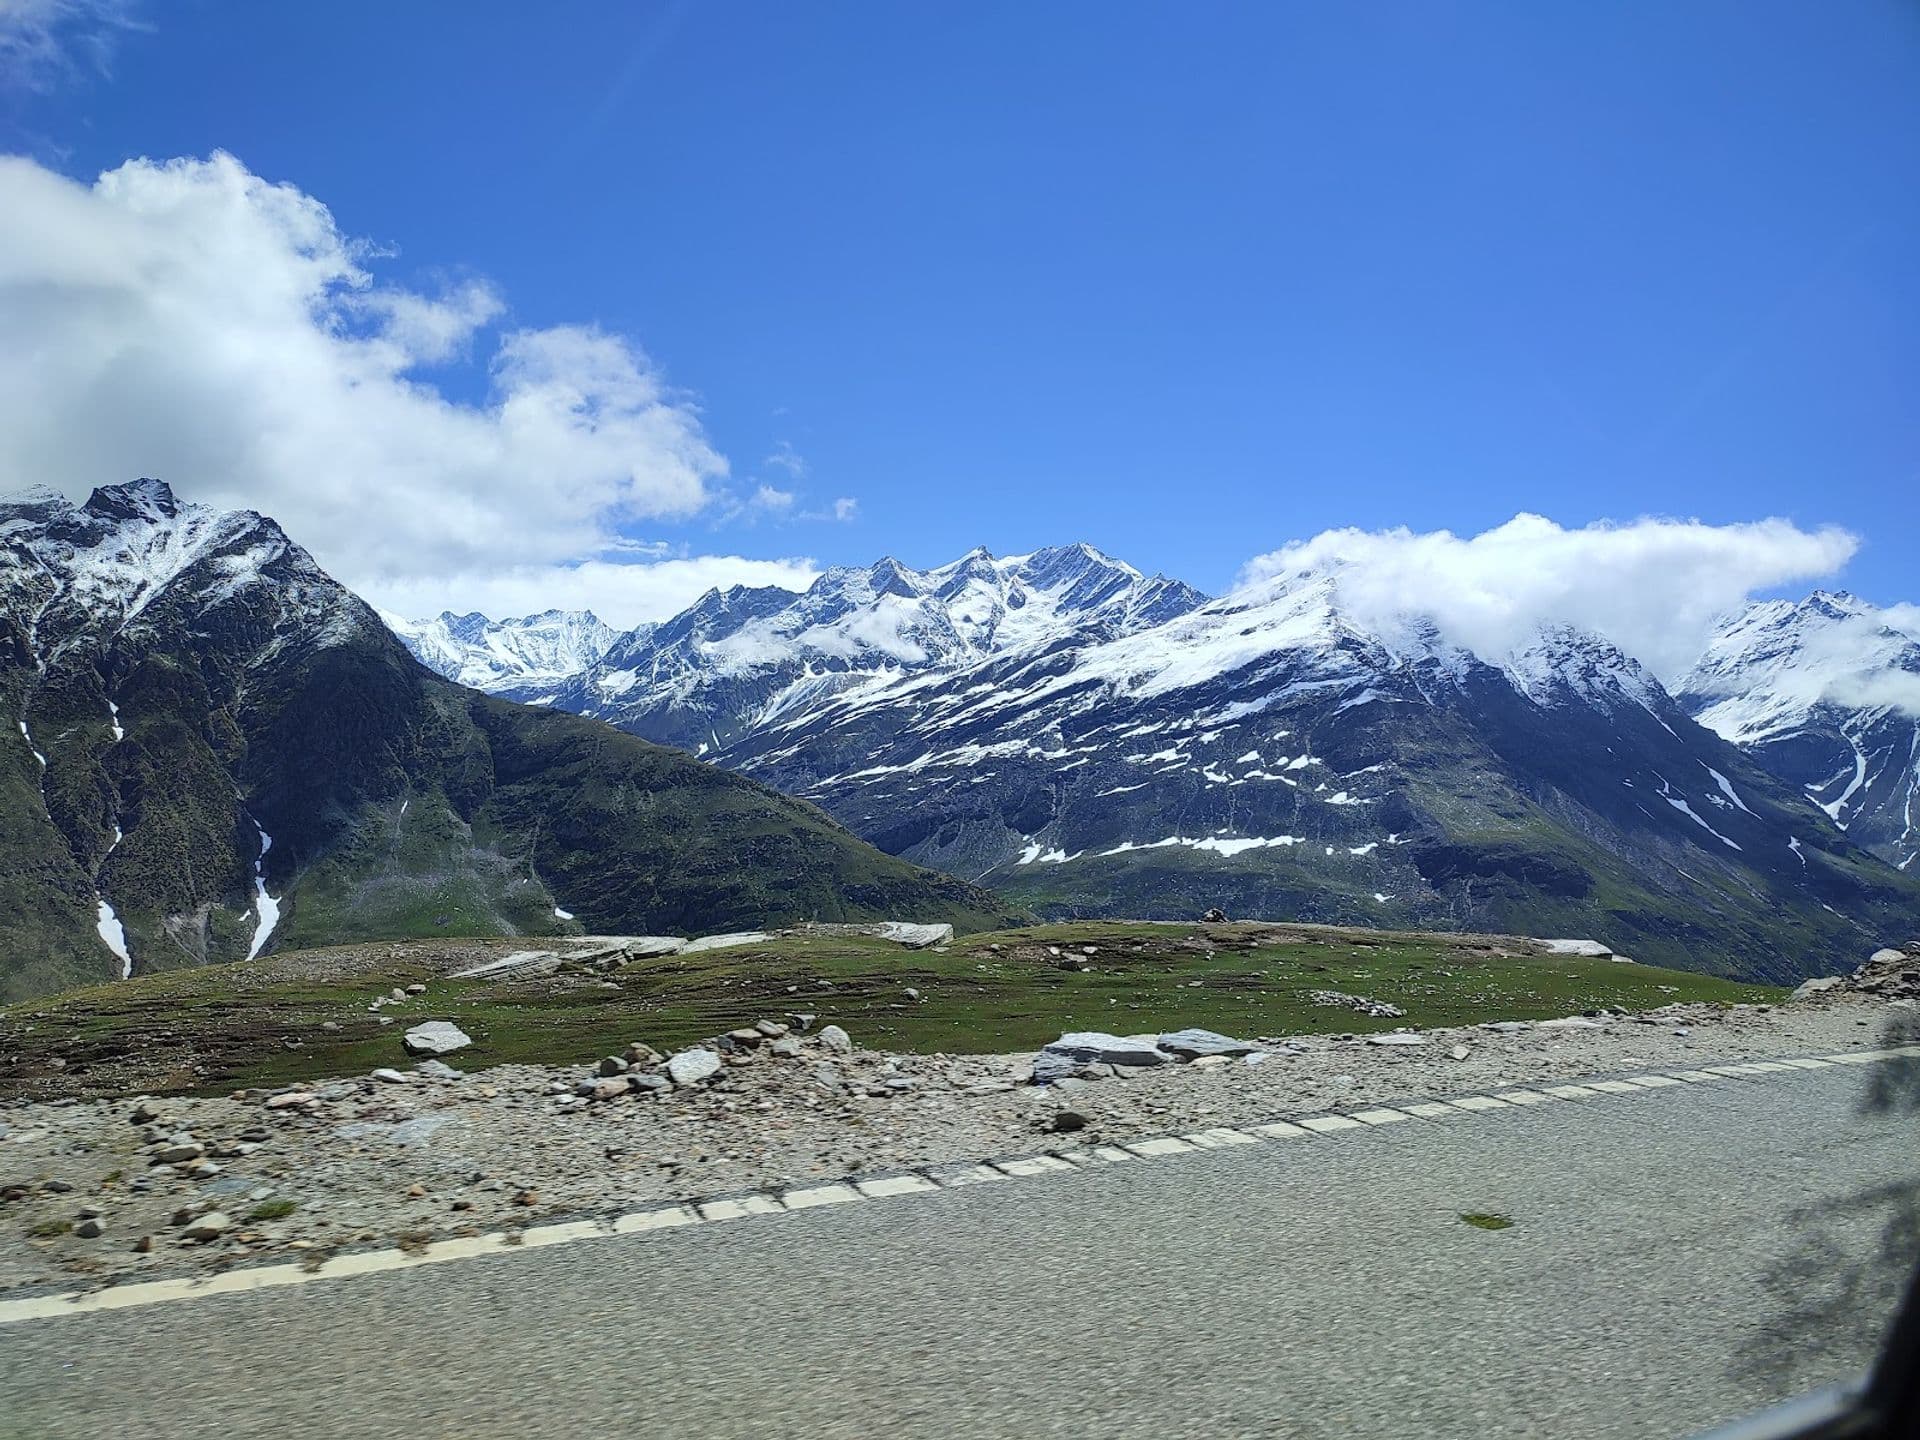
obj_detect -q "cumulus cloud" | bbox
[0,0,142,92]
[363,554,820,632]
[1241,513,1861,680]
[0,149,734,616]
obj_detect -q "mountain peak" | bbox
[84,477,183,523]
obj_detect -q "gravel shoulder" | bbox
[2,988,1909,1298]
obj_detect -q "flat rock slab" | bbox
[1538,938,1615,957]
[401,1021,472,1057]
[1157,1028,1259,1059]
[1043,1032,1171,1068]
[448,951,560,981]
[680,933,768,954]
[875,922,955,950]
[1366,1032,1427,1046]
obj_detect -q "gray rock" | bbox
[903,987,922,1002]
[624,1042,663,1066]
[629,1072,672,1095]
[405,983,427,995]
[1479,1020,1532,1033]
[414,1059,465,1081]
[585,1078,633,1101]
[1156,1028,1259,1060]
[876,922,954,949]
[150,1142,205,1164]
[319,1021,340,1033]
[767,1036,803,1059]
[1790,976,1844,1001]
[1049,1110,1090,1132]
[666,1047,723,1087]
[597,1055,631,1076]
[1448,1045,1471,1061]
[818,1024,853,1055]
[369,1068,409,1085]
[449,950,562,981]
[184,1212,231,1242]
[402,1021,472,1057]
[680,931,769,954]
[1366,1032,1427,1046]
[75,1218,105,1239]
[1188,1055,1232,1070]
[755,1019,789,1038]
[1538,1015,1609,1029]
[1042,1031,1170,1068]
[129,1098,162,1125]
[788,1012,817,1032]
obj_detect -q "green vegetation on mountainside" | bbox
[0,920,1780,1098]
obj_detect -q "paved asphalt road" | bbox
[2,1063,1915,1439]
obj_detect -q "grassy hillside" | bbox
[0,920,1781,1099]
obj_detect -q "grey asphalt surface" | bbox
[2,1064,1915,1440]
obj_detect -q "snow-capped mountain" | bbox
[401,543,1209,754]
[386,608,619,702]
[0,481,1015,1001]
[1678,591,1920,872]
[409,549,1920,981]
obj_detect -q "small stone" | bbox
[629,1072,672,1095]
[265,1091,316,1109]
[1366,1032,1426,1046]
[150,1141,205,1164]
[1449,1045,1471,1061]
[405,983,427,995]
[42,1178,74,1193]
[666,1047,723,1087]
[320,1021,340,1033]
[787,1012,817,1032]
[597,1055,631,1077]
[405,1183,426,1198]
[754,1019,789,1038]
[133,1235,153,1253]
[1188,1055,1231,1070]
[1049,1110,1090,1133]
[451,1199,474,1212]
[370,1068,409,1085]
[390,988,408,1002]
[818,1025,853,1055]
[903,987,922,1002]
[727,1027,765,1047]
[767,1036,803,1059]
[512,1190,538,1207]
[415,1059,464,1081]
[74,1218,105,1239]
[624,1042,662,1066]
[129,1099,162,1124]
[586,1078,633,1101]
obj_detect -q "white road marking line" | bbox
[990,1155,1076,1177]
[855,1174,941,1197]
[781,1183,861,1209]
[1297,1115,1366,1133]
[697,1195,783,1222]
[1242,1121,1310,1139]
[1182,1128,1259,1148]
[0,1045,1890,1330]
[1124,1137,1196,1157]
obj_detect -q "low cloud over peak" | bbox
[1241,513,1862,681]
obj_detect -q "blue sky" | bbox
[2,0,1916,623]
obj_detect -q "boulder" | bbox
[666,1047,723,1087]
[402,1021,472,1057]
[1156,1028,1259,1060]
[1031,1032,1169,1085]
[818,1024,853,1055]
[1538,938,1614,958]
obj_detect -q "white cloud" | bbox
[1241,513,1860,680]
[801,495,859,523]
[363,554,819,632]
[0,149,731,609]
[763,440,807,479]
[0,0,142,92]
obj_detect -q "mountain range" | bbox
[397,545,1920,982]
[0,481,1017,1002]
